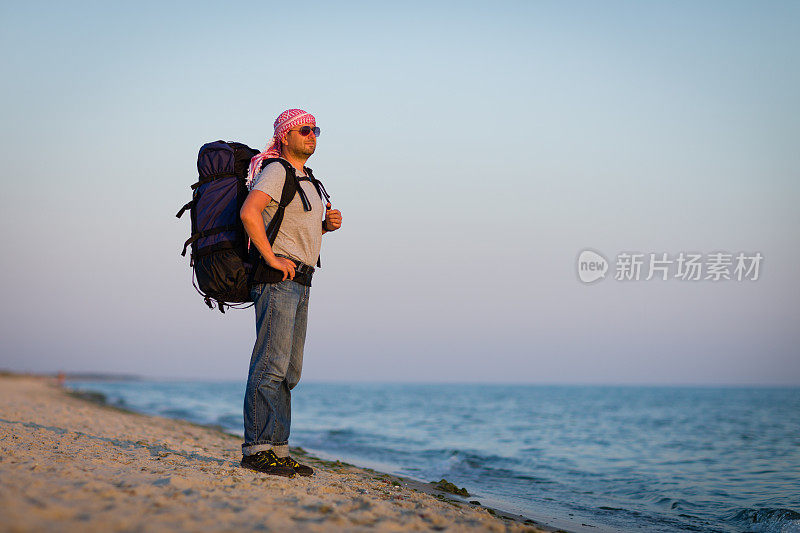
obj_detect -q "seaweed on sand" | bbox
[433,478,469,497]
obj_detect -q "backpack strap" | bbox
[303,167,331,206]
[261,158,299,244]
[181,224,238,257]
[303,167,330,268]
[257,160,328,233]
[190,172,237,190]
[297,168,330,263]
[248,160,331,278]
[248,159,300,284]
[175,200,193,219]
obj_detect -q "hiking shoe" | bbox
[240,450,296,477]
[280,455,314,477]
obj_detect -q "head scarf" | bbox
[246,108,316,190]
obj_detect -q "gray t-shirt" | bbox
[251,161,324,267]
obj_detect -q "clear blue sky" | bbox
[1,1,798,384]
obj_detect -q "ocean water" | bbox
[66,381,800,533]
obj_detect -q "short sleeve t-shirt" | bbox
[250,161,324,267]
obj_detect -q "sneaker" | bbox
[240,450,296,477]
[280,455,314,476]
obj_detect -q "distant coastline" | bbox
[2,369,143,382]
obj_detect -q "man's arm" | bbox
[240,190,296,281]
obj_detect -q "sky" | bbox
[0,1,798,384]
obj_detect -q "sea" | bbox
[65,381,800,533]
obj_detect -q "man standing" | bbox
[239,109,342,477]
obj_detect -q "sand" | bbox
[0,375,551,532]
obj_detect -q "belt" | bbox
[276,255,314,286]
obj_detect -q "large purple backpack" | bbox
[177,141,258,312]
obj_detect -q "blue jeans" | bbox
[242,280,310,456]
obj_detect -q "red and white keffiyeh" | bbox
[246,108,316,190]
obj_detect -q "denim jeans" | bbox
[242,280,310,456]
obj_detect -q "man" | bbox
[239,109,342,477]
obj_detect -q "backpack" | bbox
[177,140,257,312]
[177,141,330,312]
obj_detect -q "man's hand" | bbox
[265,256,297,281]
[323,202,342,232]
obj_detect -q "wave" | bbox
[160,408,195,420]
[728,508,800,533]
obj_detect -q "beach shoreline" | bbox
[0,374,557,532]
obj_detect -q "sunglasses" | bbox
[292,125,320,137]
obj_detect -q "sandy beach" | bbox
[0,375,552,532]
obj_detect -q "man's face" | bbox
[283,124,317,157]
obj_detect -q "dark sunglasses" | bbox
[293,125,320,137]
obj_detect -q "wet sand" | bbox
[0,375,554,532]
